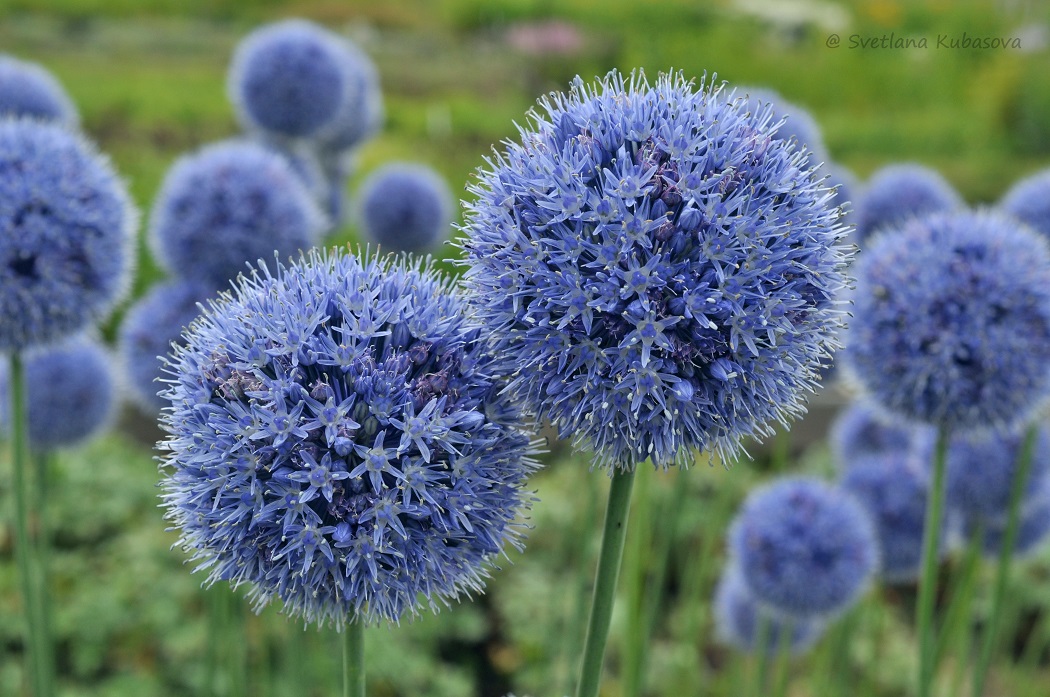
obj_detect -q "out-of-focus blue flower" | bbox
[460,70,849,469]
[0,335,117,449]
[844,210,1050,432]
[118,279,213,414]
[0,119,135,352]
[741,87,828,166]
[252,135,328,205]
[965,477,1050,558]
[713,566,824,655]
[853,164,961,244]
[159,248,538,627]
[841,451,951,582]
[728,477,877,619]
[829,400,935,469]
[1000,168,1050,239]
[316,36,383,154]
[0,55,78,126]
[228,19,355,140]
[358,163,453,254]
[149,140,325,288]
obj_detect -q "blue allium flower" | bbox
[841,451,951,582]
[853,164,961,244]
[0,335,116,449]
[0,55,78,126]
[966,479,1050,558]
[829,400,935,469]
[460,70,849,469]
[1000,169,1050,239]
[149,140,325,288]
[158,248,538,627]
[844,210,1050,432]
[358,163,453,254]
[742,87,828,166]
[0,119,135,352]
[728,477,878,619]
[713,566,824,655]
[228,19,357,140]
[118,279,213,414]
[316,36,383,154]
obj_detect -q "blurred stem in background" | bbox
[917,428,950,697]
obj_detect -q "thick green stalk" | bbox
[343,619,365,697]
[621,465,650,697]
[575,466,638,697]
[970,424,1038,697]
[917,427,950,697]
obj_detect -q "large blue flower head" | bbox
[727,476,878,619]
[460,70,850,470]
[0,335,117,449]
[841,451,951,582]
[228,19,357,140]
[844,210,1050,433]
[158,248,538,627]
[741,87,828,166]
[118,279,213,414]
[358,163,453,254]
[0,119,135,352]
[853,164,962,244]
[713,566,824,656]
[829,399,935,469]
[1000,168,1050,239]
[0,55,78,126]
[149,140,325,288]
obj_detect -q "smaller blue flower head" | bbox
[358,163,453,254]
[742,87,828,166]
[0,55,78,126]
[228,19,354,139]
[728,476,878,619]
[713,566,824,656]
[316,37,383,154]
[118,279,213,414]
[0,335,116,449]
[0,119,136,351]
[841,451,951,582]
[845,210,1050,432]
[853,164,961,244]
[1000,168,1050,239]
[830,400,935,469]
[965,478,1050,559]
[149,140,325,288]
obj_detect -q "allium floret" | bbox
[713,566,824,655]
[844,210,1050,432]
[0,119,135,352]
[149,140,325,288]
[158,248,538,627]
[358,163,453,254]
[0,55,78,126]
[829,400,935,469]
[853,164,961,244]
[728,476,878,619]
[118,279,212,414]
[460,70,849,469]
[1000,168,1050,239]
[0,335,117,449]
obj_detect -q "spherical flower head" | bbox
[844,210,1050,432]
[158,248,538,627]
[945,424,1050,523]
[316,37,383,154]
[853,164,961,244]
[149,140,326,288]
[841,451,951,583]
[0,335,117,449]
[728,476,878,619]
[713,566,824,655]
[460,70,850,470]
[829,399,935,469]
[742,87,828,166]
[118,279,213,414]
[0,119,136,352]
[0,55,78,126]
[964,477,1050,559]
[1000,168,1050,239]
[228,19,355,139]
[358,163,453,254]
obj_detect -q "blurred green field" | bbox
[4,0,1050,695]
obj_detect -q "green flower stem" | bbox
[575,466,638,697]
[9,353,53,697]
[971,423,1038,697]
[917,427,950,697]
[621,465,650,697]
[343,618,365,697]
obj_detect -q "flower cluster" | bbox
[0,54,78,126]
[852,164,961,244]
[358,163,453,253]
[460,70,849,469]
[159,249,538,627]
[1000,168,1050,239]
